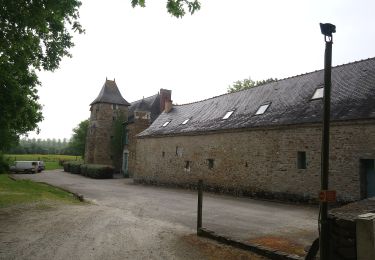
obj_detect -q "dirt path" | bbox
[0,170,318,259]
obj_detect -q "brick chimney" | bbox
[160,89,172,112]
[164,100,173,113]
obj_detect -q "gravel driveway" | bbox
[1,170,318,259]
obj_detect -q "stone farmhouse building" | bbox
[135,58,375,203]
[85,78,171,175]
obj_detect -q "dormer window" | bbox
[162,121,170,127]
[182,119,190,125]
[222,111,234,120]
[255,104,270,115]
[311,87,324,100]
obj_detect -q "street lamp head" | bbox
[320,23,336,37]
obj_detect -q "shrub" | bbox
[69,161,82,174]
[83,164,114,179]
[0,153,9,174]
[63,161,82,174]
[80,164,88,177]
[63,161,70,172]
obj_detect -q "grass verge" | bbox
[0,174,82,208]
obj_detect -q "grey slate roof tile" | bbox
[128,94,160,123]
[139,58,375,137]
[90,80,130,106]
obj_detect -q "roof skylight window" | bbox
[255,104,270,115]
[182,119,190,125]
[222,111,234,120]
[162,121,170,127]
[311,87,324,100]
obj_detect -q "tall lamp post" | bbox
[319,22,336,260]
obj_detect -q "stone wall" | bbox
[328,198,375,260]
[135,120,375,202]
[85,103,128,167]
[127,119,150,177]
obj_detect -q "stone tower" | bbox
[85,79,130,166]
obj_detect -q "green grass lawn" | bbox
[5,154,82,170]
[0,174,82,208]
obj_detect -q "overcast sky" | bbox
[29,0,375,140]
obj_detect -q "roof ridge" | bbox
[130,93,159,105]
[175,56,375,107]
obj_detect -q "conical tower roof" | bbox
[90,79,130,106]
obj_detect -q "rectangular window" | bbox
[255,104,270,115]
[162,121,170,127]
[311,87,324,100]
[297,151,307,169]
[185,161,191,170]
[112,104,118,110]
[207,159,214,169]
[223,111,234,120]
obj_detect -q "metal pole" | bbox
[320,25,334,260]
[197,179,203,233]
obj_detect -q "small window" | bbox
[185,161,191,170]
[207,159,214,169]
[311,87,324,100]
[112,104,118,110]
[255,104,270,115]
[182,119,190,125]
[223,111,234,120]
[162,121,170,127]
[297,151,307,169]
[162,151,165,157]
[112,116,116,121]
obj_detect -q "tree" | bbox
[131,0,201,18]
[227,77,277,93]
[0,1,84,152]
[68,120,89,157]
[111,113,127,171]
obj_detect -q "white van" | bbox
[10,161,39,174]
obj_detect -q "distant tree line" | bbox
[7,119,89,157]
[7,138,73,155]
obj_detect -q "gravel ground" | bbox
[0,170,319,259]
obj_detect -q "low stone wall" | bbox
[328,198,375,260]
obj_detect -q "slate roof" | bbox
[128,94,161,123]
[139,58,375,137]
[90,80,130,106]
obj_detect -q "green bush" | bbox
[80,164,88,177]
[63,161,82,174]
[69,161,82,174]
[63,161,70,172]
[82,164,113,179]
[0,153,10,174]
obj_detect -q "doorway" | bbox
[360,159,375,199]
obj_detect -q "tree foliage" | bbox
[68,120,89,157]
[131,0,201,18]
[111,113,126,171]
[7,138,71,155]
[0,1,83,151]
[227,77,277,93]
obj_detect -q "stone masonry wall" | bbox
[85,103,128,167]
[127,119,150,177]
[135,120,375,202]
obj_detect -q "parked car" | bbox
[9,161,40,174]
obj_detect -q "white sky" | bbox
[29,0,375,140]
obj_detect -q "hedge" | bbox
[82,164,114,179]
[63,161,113,179]
[63,161,82,174]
